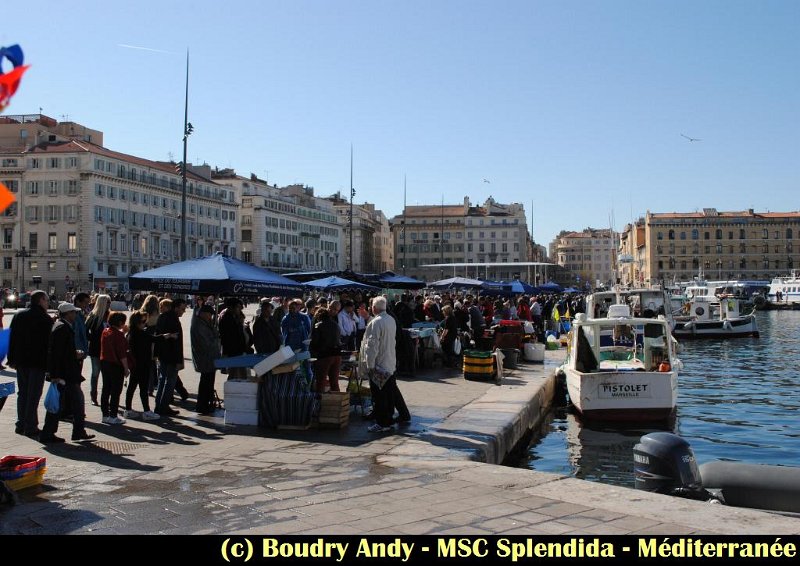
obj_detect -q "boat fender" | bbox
[723,321,732,331]
[682,321,694,330]
[700,461,800,514]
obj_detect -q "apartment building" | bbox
[620,209,800,285]
[326,193,392,273]
[214,171,343,273]
[550,228,617,289]
[0,114,238,293]
[390,196,529,282]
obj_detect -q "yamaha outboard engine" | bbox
[634,432,711,501]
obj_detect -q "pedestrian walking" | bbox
[99,312,131,424]
[8,290,54,438]
[40,303,95,442]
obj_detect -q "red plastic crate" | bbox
[0,456,47,480]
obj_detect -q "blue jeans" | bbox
[155,363,178,413]
[90,356,102,396]
[16,367,46,434]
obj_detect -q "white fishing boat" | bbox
[673,296,759,339]
[561,305,680,422]
[765,270,800,309]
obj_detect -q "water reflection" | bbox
[519,311,800,486]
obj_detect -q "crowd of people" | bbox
[3,286,589,442]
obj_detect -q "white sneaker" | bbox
[142,411,161,421]
[102,416,114,424]
[124,410,141,419]
[108,416,126,425]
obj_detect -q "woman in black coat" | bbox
[309,308,341,393]
[252,301,283,355]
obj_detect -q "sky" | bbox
[3,0,798,246]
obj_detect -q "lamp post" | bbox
[180,50,192,262]
[348,144,354,271]
[15,246,31,291]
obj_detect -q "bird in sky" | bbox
[483,178,491,183]
[681,133,701,142]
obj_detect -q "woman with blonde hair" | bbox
[85,294,112,405]
[139,294,161,396]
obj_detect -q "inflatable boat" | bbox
[633,432,800,514]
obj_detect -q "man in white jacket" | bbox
[359,296,409,432]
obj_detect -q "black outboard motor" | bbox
[634,432,711,501]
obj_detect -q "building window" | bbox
[46,205,60,222]
[48,233,57,251]
[48,261,56,271]
[66,180,79,195]
[68,233,77,251]
[29,233,38,251]
[668,230,675,240]
[716,229,722,239]
[48,180,59,196]
[25,206,41,222]
[3,257,11,270]
[739,229,746,239]
[704,231,710,240]
[787,228,793,239]
[763,228,769,239]
[25,181,40,195]
[97,231,103,253]
[680,231,686,240]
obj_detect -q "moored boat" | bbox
[673,296,759,339]
[560,306,680,422]
[764,270,800,309]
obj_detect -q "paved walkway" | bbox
[1,310,798,534]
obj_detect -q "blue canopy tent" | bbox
[563,287,580,294]
[536,281,564,293]
[304,275,381,293]
[128,252,304,296]
[375,271,426,290]
[428,277,484,290]
[481,279,537,295]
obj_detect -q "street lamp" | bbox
[180,50,192,262]
[15,246,31,291]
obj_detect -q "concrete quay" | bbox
[1,310,798,535]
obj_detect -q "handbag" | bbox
[453,337,462,356]
[44,381,60,414]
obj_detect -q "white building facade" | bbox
[215,171,343,273]
[0,115,238,294]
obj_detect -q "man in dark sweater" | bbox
[8,290,53,438]
[154,298,186,417]
[40,303,95,443]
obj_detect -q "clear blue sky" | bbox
[4,1,798,246]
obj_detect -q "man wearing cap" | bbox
[8,290,54,438]
[191,305,221,414]
[40,303,95,443]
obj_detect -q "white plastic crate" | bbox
[224,408,259,426]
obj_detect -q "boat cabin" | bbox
[571,311,673,374]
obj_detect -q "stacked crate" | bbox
[317,392,350,428]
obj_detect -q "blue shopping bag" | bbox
[0,328,10,360]
[44,382,60,414]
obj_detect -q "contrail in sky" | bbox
[118,44,176,55]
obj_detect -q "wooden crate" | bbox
[318,392,350,428]
[271,361,300,375]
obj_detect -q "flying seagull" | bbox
[483,178,491,183]
[681,133,701,142]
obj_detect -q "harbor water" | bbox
[516,310,800,488]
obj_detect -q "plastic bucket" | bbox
[500,348,520,369]
[523,342,545,362]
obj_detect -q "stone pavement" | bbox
[1,309,798,534]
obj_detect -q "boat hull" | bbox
[565,369,677,422]
[673,315,759,339]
